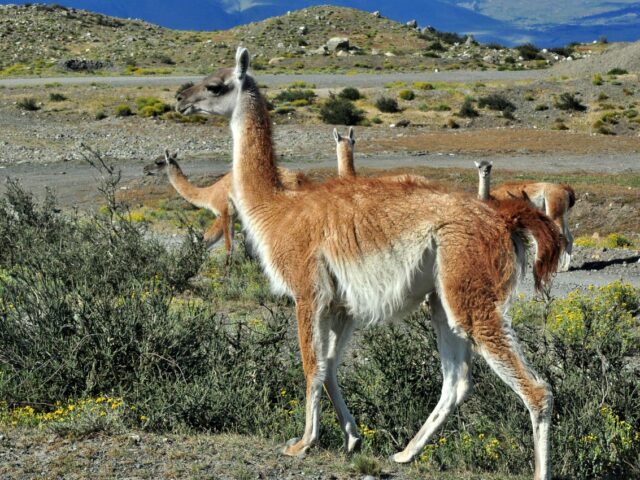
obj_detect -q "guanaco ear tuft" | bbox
[235,47,250,80]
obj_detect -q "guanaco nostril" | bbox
[176,94,183,102]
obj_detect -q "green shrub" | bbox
[535,104,549,111]
[598,92,609,101]
[592,74,603,86]
[434,103,451,111]
[115,104,133,117]
[136,97,172,117]
[515,42,541,60]
[1,181,638,479]
[478,94,515,112]
[555,93,587,112]
[95,110,107,120]
[273,89,316,104]
[458,97,478,118]
[607,68,628,75]
[375,97,399,113]
[398,89,415,101]
[413,81,434,90]
[17,97,40,111]
[319,95,364,125]
[338,87,361,101]
[603,233,633,248]
[48,92,67,102]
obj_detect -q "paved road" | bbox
[0,70,551,88]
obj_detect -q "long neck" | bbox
[478,173,490,200]
[337,143,356,178]
[166,163,213,210]
[231,79,281,209]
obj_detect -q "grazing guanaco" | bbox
[475,160,575,272]
[176,48,562,480]
[144,150,309,257]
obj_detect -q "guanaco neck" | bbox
[165,162,212,210]
[337,142,356,178]
[478,171,490,201]
[231,77,282,209]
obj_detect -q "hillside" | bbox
[0,3,570,76]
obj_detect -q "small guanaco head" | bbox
[175,47,251,118]
[474,159,493,200]
[474,160,493,178]
[143,150,178,176]
[334,127,356,178]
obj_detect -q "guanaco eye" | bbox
[206,84,225,95]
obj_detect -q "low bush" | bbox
[48,92,67,102]
[592,74,603,86]
[413,81,434,90]
[319,95,364,125]
[338,87,361,101]
[95,110,107,120]
[458,97,478,118]
[555,93,587,112]
[16,97,40,111]
[398,89,415,101]
[136,97,172,117]
[478,94,515,112]
[375,97,399,113]
[115,104,133,117]
[607,68,628,75]
[535,104,549,111]
[515,42,541,60]
[273,88,316,104]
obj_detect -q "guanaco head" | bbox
[143,150,178,176]
[474,160,493,178]
[334,127,356,177]
[175,47,252,118]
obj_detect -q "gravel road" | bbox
[0,69,550,89]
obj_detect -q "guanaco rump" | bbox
[144,150,309,257]
[175,48,562,480]
[475,160,575,272]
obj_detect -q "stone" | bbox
[384,51,396,57]
[298,25,307,35]
[268,57,285,65]
[464,35,475,46]
[326,37,349,51]
[372,11,381,18]
[406,19,418,28]
[336,50,348,57]
[311,46,328,55]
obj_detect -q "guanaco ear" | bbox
[333,128,341,143]
[164,149,172,163]
[474,161,481,168]
[235,47,250,80]
[348,126,355,143]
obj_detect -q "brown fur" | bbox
[489,198,562,291]
[176,52,556,479]
[144,153,309,255]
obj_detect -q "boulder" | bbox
[268,57,285,65]
[326,37,349,52]
[406,19,418,28]
[372,11,381,18]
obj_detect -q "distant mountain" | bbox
[4,0,640,46]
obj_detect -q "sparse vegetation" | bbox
[555,93,587,112]
[16,97,40,111]
[114,104,133,117]
[273,88,316,105]
[375,96,400,113]
[515,43,541,60]
[48,92,67,102]
[458,96,478,118]
[319,95,364,125]
[136,97,172,117]
[413,81,434,90]
[478,93,516,113]
[608,68,628,75]
[338,87,361,101]
[95,110,107,120]
[398,89,415,101]
[592,74,603,86]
